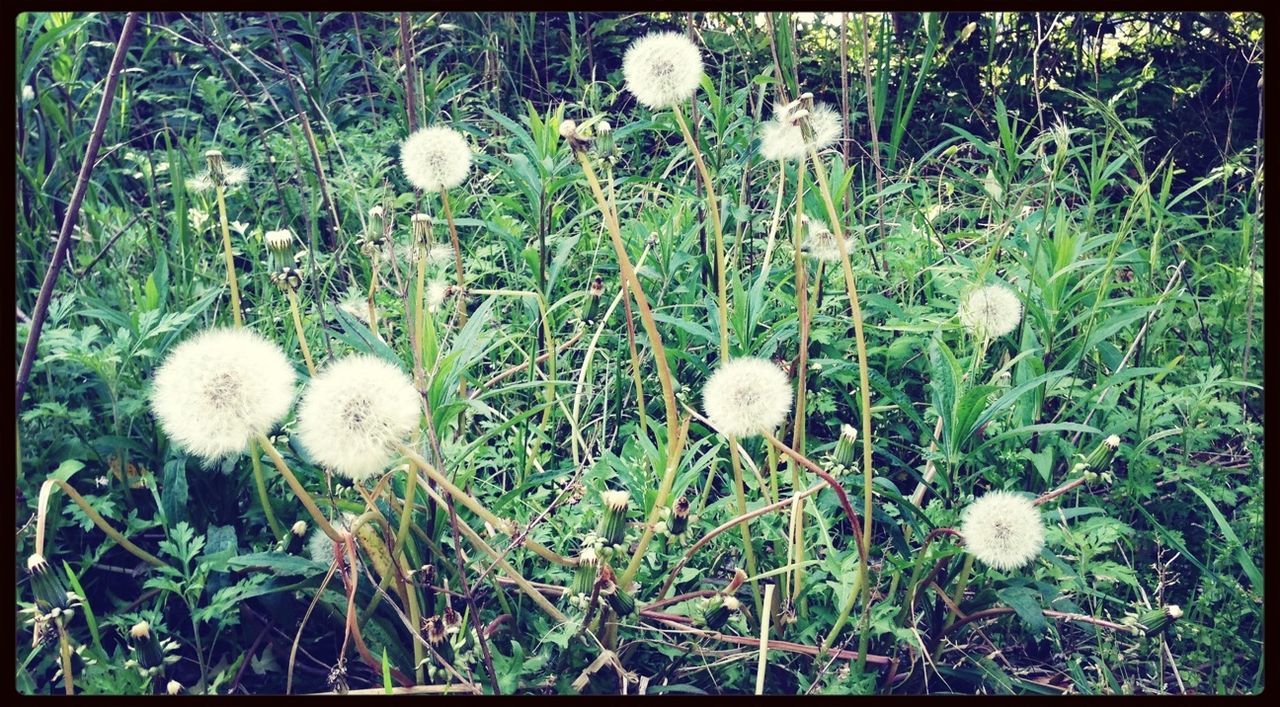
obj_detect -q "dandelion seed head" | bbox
[959,490,1045,571]
[337,292,372,325]
[622,32,703,110]
[959,283,1023,339]
[426,280,450,313]
[185,172,214,193]
[400,126,472,192]
[150,328,297,462]
[306,513,357,565]
[223,164,249,188]
[801,217,844,262]
[295,355,421,482]
[759,101,842,162]
[702,357,793,438]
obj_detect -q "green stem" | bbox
[250,444,287,543]
[286,288,317,376]
[672,104,729,359]
[255,432,341,541]
[214,185,243,327]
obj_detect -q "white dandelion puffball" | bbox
[150,328,297,461]
[702,357,793,438]
[759,101,843,162]
[426,280,450,313]
[622,32,703,110]
[400,125,472,192]
[959,490,1046,571]
[295,355,421,482]
[801,217,844,262]
[959,283,1023,338]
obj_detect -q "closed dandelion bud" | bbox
[282,520,307,553]
[1137,605,1183,636]
[265,228,294,256]
[367,205,385,236]
[423,615,453,662]
[702,594,741,630]
[27,554,71,611]
[669,496,691,536]
[204,149,226,185]
[569,547,599,599]
[834,424,858,467]
[597,566,635,617]
[291,520,308,537]
[411,213,432,246]
[582,276,604,323]
[129,621,165,669]
[166,680,183,695]
[597,490,631,546]
[1085,435,1121,473]
[595,119,616,158]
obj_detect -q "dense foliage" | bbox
[15,12,1263,695]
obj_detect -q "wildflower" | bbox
[799,216,844,262]
[702,594,741,630]
[166,680,183,695]
[411,213,432,245]
[958,282,1023,339]
[622,32,703,110]
[702,357,793,438]
[959,490,1045,571]
[669,495,691,536]
[150,328,297,462]
[295,355,421,482]
[400,126,472,192]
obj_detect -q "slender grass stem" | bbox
[214,185,243,328]
[441,189,468,326]
[672,104,730,358]
[285,287,317,376]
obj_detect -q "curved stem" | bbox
[622,416,692,589]
[40,479,169,569]
[286,288,317,376]
[250,444,286,543]
[254,432,341,541]
[396,442,573,567]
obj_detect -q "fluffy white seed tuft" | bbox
[400,125,472,192]
[622,32,703,110]
[295,355,421,483]
[759,101,842,162]
[800,217,844,262]
[150,328,297,462]
[959,283,1023,339]
[702,357,793,438]
[959,490,1045,571]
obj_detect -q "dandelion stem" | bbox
[672,104,730,359]
[214,185,243,328]
[729,440,764,619]
[39,478,169,570]
[396,442,573,567]
[254,432,342,541]
[441,189,468,325]
[57,617,74,695]
[803,142,876,672]
[285,287,317,376]
[621,416,691,590]
[250,444,287,543]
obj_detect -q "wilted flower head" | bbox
[150,328,297,461]
[306,513,357,564]
[959,283,1023,339]
[959,490,1045,571]
[400,126,472,192]
[622,32,703,110]
[702,357,793,438]
[295,355,421,482]
[265,228,294,253]
[759,101,842,162]
[337,291,372,325]
[799,216,844,262]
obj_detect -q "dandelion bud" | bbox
[1084,435,1121,472]
[701,594,741,630]
[204,149,225,184]
[1135,605,1183,636]
[129,621,165,669]
[27,554,71,611]
[597,490,631,547]
[422,615,453,662]
[595,119,616,159]
[582,276,604,323]
[166,680,183,695]
[411,213,432,245]
[834,424,858,467]
[569,546,599,600]
[669,496,691,536]
[596,565,635,617]
[271,266,303,292]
